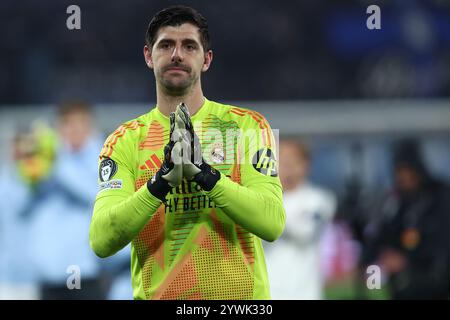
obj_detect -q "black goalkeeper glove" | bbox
[175,103,220,191]
[147,112,183,202]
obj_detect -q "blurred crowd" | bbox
[1,100,449,300]
[264,136,450,300]
[1,0,450,104]
[0,101,132,299]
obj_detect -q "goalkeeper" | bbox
[89,5,285,300]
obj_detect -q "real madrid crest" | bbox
[210,142,225,164]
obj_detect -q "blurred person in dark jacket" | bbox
[364,139,450,299]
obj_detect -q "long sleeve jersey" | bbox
[89,98,285,299]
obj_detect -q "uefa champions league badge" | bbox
[99,158,118,182]
[98,158,122,193]
[210,142,225,164]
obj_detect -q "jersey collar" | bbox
[152,97,212,124]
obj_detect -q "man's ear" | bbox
[202,50,213,72]
[143,45,153,69]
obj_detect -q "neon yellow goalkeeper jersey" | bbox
[90,98,285,300]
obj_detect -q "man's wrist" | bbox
[147,173,171,203]
[193,162,221,191]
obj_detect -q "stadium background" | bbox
[1,0,449,299]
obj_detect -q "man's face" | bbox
[144,23,212,96]
[279,141,309,192]
[395,165,421,193]
[58,111,92,151]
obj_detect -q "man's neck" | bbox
[156,83,205,117]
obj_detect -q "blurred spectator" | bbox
[264,138,336,299]
[26,101,109,299]
[104,244,133,300]
[0,129,54,299]
[0,101,133,299]
[363,139,450,299]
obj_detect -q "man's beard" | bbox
[157,64,198,96]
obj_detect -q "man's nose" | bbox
[171,44,183,62]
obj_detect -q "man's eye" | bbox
[160,43,171,49]
[186,44,196,51]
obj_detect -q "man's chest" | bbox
[133,120,242,188]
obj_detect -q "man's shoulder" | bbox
[208,100,271,129]
[108,110,158,138]
[99,112,153,159]
[108,117,146,141]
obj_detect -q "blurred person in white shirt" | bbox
[264,138,336,300]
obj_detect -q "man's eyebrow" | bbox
[156,37,199,45]
[182,38,200,45]
[157,38,175,44]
